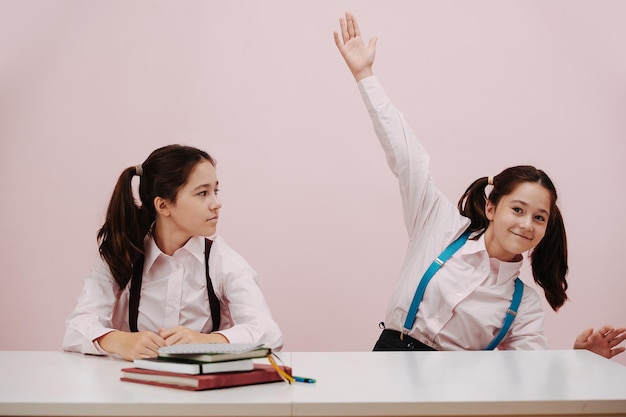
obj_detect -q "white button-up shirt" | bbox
[359,76,546,350]
[63,235,283,355]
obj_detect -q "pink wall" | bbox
[1,1,624,365]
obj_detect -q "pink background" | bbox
[1,1,624,365]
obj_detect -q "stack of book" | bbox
[120,343,291,391]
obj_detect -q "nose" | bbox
[209,195,222,210]
[520,215,533,230]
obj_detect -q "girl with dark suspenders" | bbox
[63,145,283,361]
[333,13,625,358]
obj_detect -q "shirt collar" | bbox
[459,232,523,284]
[492,257,523,285]
[143,235,206,274]
[459,231,487,256]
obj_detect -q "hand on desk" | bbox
[574,325,626,359]
[159,326,228,346]
[97,330,166,361]
[97,327,228,361]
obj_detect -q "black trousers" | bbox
[373,329,437,351]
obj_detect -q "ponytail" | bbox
[457,176,491,233]
[97,166,153,289]
[457,165,569,311]
[530,205,568,310]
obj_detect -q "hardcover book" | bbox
[121,364,291,391]
[133,357,254,375]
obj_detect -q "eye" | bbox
[198,191,207,196]
[214,188,220,195]
[534,215,546,222]
[512,207,522,214]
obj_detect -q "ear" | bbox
[154,196,172,217]
[485,200,495,221]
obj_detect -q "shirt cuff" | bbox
[89,329,116,355]
[357,75,390,111]
[213,327,253,346]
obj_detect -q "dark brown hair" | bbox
[457,165,568,311]
[97,145,215,289]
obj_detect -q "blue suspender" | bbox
[484,278,523,350]
[402,230,471,336]
[402,230,524,350]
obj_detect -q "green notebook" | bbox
[157,343,270,363]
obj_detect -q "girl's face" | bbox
[160,160,222,241]
[484,182,551,262]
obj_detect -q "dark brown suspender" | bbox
[203,239,221,331]
[128,238,221,332]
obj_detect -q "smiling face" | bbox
[153,159,221,253]
[483,181,552,262]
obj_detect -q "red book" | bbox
[120,364,291,391]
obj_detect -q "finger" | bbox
[603,328,623,342]
[145,345,160,357]
[175,334,192,345]
[610,333,626,346]
[598,325,614,336]
[142,348,159,358]
[368,37,378,51]
[333,31,343,50]
[576,327,593,342]
[130,351,149,360]
[610,347,625,358]
[165,332,183,346]
[154,335,166,348]
[137,341,161,358]
[144,335,165,353]
[159,327,175,339]
[351,12,361,38]
[339,17,348,44]
[346,13,355,39]
[611,329,626,344]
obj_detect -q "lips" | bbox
[512,231,531,240]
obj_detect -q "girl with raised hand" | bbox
[334,12,625,358]
[63,145,283,361]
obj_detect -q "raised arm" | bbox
[332,12,466,239]
[333,12,378,82]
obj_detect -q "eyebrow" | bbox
[510,199,549,216]
[192,181,218,192]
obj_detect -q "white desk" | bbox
[290,351,626,416]
[0,350,625,416]
[0,351,293,416]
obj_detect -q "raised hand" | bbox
[333,12,378,82]
[574,325,626,359]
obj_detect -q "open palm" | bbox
[334,12,377,81]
